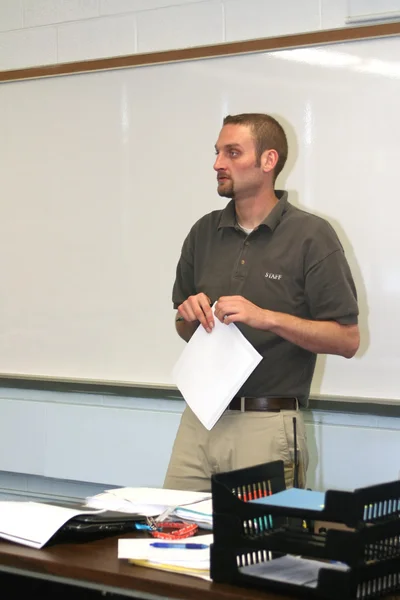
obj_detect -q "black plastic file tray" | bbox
[243,518,400,566]
[212,459,286,514]
[249,479,400,528]
[211,460,288,544]
[210,461,400,599]
[212,550,400,600]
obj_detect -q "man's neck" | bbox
[234,190,279,230]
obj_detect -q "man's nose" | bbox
[213,153,225,171]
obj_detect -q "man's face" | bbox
[213,124,263,200]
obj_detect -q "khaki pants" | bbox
[164,405,308,492]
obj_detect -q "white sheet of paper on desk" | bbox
[86,487,210,515]
[85,491,163,516]
[172,311,262,430]
[172,498,213,529]
[240,555,349,587]
[119,534,213,581]
[0,501,104,549]
[118,533,213,568]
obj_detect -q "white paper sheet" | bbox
[118,534,213,581]
[240,555,349,587]
[118,533,213,561]
[86,487,210,515]
[172,499,213,529]
[0,501,104,549]
[172,312,262,429]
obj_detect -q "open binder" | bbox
[210,460,400,599]
[57,508,145,539]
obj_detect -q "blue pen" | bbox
[150,542,208,549]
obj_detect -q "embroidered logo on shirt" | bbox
[265,272,282,280]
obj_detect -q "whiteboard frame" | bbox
[1,22,400,404]
[0,22,399,84]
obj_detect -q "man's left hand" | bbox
[214,295,271,329]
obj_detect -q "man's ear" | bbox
[261,149,279,174]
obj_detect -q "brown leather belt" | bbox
[228,397,297,412]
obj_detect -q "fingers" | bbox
[178,293,214,333]
[215,296,247,324]
[215,296,239,322]
[215,308,234,324]
[179,294,265,330]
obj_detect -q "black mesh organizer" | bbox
[210,460,400,599]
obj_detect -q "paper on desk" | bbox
[85,492,159,514]
[0,501,104,549]
[172,311,262,429]
[86,487,210,515]
[240,555,349,587]
[172,499,213,529]
[118,534,213,580]
[128,560,211,581]
[118,533,213,561]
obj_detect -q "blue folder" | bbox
[250,488,326,512]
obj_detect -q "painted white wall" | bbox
[0,0,399,500]
[1,388,400,501]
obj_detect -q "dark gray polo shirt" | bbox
[172,191,359,406]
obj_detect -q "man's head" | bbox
[214,113,288,200]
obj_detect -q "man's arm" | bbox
[267,312,359,358]
[175,316,199,342]
[214,296,360,358]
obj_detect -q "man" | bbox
[164,113,359,492]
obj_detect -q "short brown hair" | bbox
[223,113,288,181]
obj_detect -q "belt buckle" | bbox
[240,397,245,412]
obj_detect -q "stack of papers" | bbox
[118,533,213,580]
[172,499,213,530]
[0,501,103,549]
[85,487,211,517]
[172,307,262,430]
[241,554,349,587]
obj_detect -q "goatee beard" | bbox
[218,189,234,198]
[217,182,234,199]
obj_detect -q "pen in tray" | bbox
[150,542,208,549]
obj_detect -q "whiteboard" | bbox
[1,34,400,401]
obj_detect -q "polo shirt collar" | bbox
[218,190,288,232]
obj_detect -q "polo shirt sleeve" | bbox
[304,224,359,325]
[172,231,196,310]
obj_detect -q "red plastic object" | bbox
[149,521,198,539]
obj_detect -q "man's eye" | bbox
[230,151,239,157]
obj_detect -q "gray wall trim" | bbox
[0,377,399,417]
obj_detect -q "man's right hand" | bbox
[177,293,214,334]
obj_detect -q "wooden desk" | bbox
[0,533,295,600]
